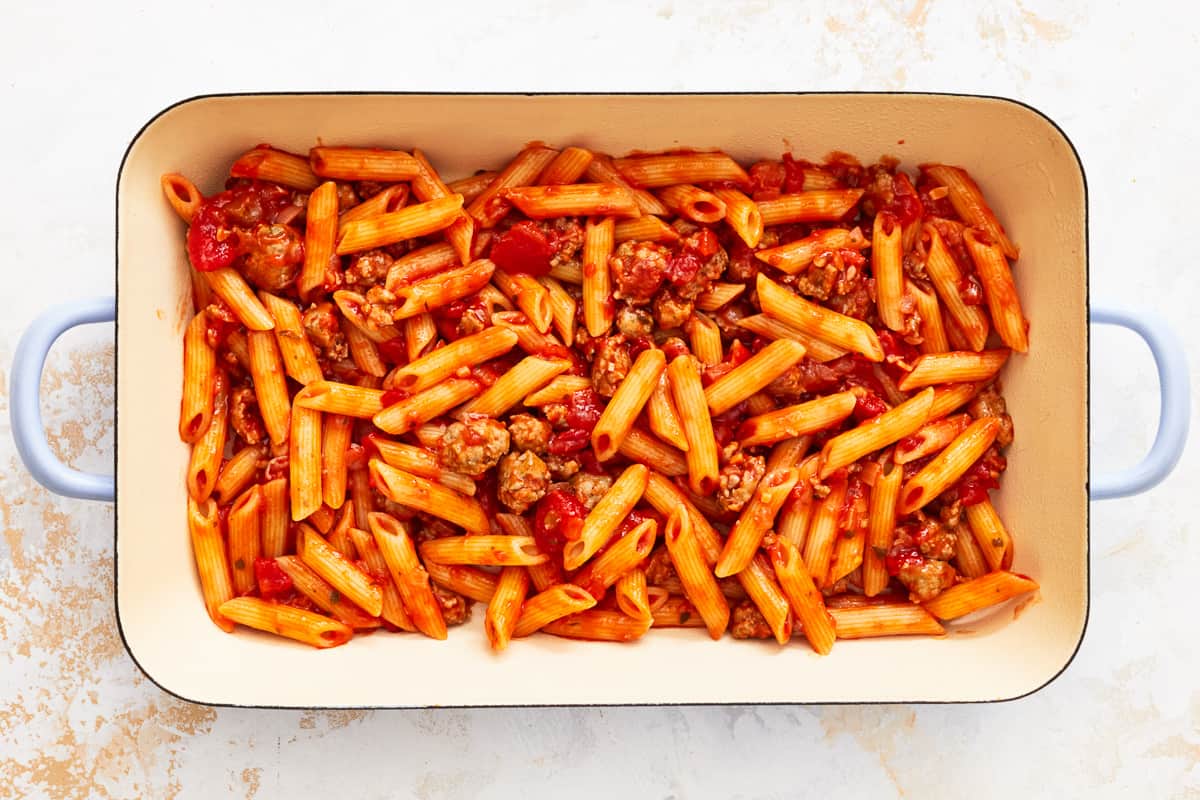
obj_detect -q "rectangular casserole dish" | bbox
[113,93,1088,706]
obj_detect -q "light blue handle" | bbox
[1090,307,1190,499]
[10,296,116,502]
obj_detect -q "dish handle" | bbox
[10,296,116,502]
[1090,307,1190,499]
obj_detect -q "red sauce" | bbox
[725,340,752,367]
[885,546,924,577]
[534,489,587,557]
[959,274,985,306]
[564,389,604,432]
[895,434,922,456]
[378,336,407,365]
[781,153,814,193]
[665,250,701,286]
[489,221,555,276]
[381,387,410,407]
[879,172,923,227]
[254,557,293,599]
[627,335,654,360]
[345,442,369,470]
[852,391,889,421]
[661,338,690,360]
[186,181,295,272]
[750,159,787,196]
[547,428,589,455]
[953,450,1007,506]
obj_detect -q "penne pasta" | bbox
[231,146,318,190]
[179,311,216,443]
[863,460,902,596]
[212,443,266,506]
[734,314,849,363]
[757,274,883,361]
[615,568,652,621]
[922,164,1019,259]
[227,485,262,596]
[247,330,290,446]
[800,473,847,589]
[347,527,417,631]
[369,437,476,496]
[207,268,275,331]
[712,187,763,247]
[392,258,497,320]
[664,508,729,640]
[667,355,719,495]
[372,378,482,435]
[563,464,649,571]
[897,349,1010,392]
[573,518,658,599]
[766,536,836,655]
[616,427,688,477]
[370,460,489,533]
[505,183,640,218]
[899,417,1001,514]
[259,292,323,385]
[646,372,690,451]
[339,184,409,229]
[447,170,499,202]
[592,348,666,461]
[485,567,529,651]
[219,597,352,648]
[756,190,864,226]
[894,413,972,464]
[274,552,380,629]
[586,154,670,215]
[523,374,593,406]
[737,554,794,645]
[583,216,615,337]
[298,526,383,618]
[614,152,750,188]
[260,477,289,558]
[288,403,323,521]
[492,269,554,333]
[161,173,203,223]
[425,561,499,604]
[965,497,1013,572]
[309,147,421,181]
[541,610,651,642]
[651,596,706,628]
[923,225,990,351]
[819,388,934,478]
[298,181,339,299]
[513,584,597,637]
[922,571,1038,620]
[387,326,517,393]
[658,184,726,224]
[737,391,857,448]
[368,512,447,639]
[687,312,724,366]
[695,282,746,312]
[410,148,475,266]
[467,145,560,228]
[320,413,354,509]
[828,602,944,638]
[754,227,868,274]
[776,454,821,549]
[419,535,548,567]
[537,146,595,185]
[954,522,990,579]
[873,213,906,332]
[909,280,950,354]
[342,318,388,377]
[336,194,464,255]
[186,369,228,503]
[614,215,681,244]
[715,466,800,578]
[964,229,1029,352]
[405,313,438,361]
[539,275,576,346]
[457,356,571,419]
[187,496,235,632]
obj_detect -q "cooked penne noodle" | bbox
[894,414,972,464]
[385,242,461,290]
[275,552,379,629]
[368,512,447,639]
[226,485,262,596]
[643,471,722,563]
[586,154,670,215]
[342,318,388,377]
[964,229,1029,352]
[222,327,248,368]
[425,561,499,604]
[246,330,290,446]
[695,282,746,312]
[664,508,729,640]
[614,215,681,243]
[863,461,902,596]
[537,146,595,185]
[944,310,972,352]
[900,417,1001,514]
[370,460,489,533]
[388,326,517,393]
[828,602,944,638]
[734,314,849,363]
[592,349,666,461]
[563,464,650,570]
[651,596,706,628]
[923,225,990,351]
[754,227,868,274]
[347,527,417,631]
[505,183,639,218]
[489,309,562,355]
[776,454,821,548]
[370,437,475,496]
[616,427,688,476]
[327,505,358,560]
[372,378,481,435]
[898,349,1010,391]
[332,290,401,343]
[757,274,883,361]
[542,609,651,642]
[687,312,723,366]
[715,466,800,578]
[737,554,793,645]
[614,152,750,188]
[523,374,593,406]
[923,164,1019,259]
[818,388,933,478]
[615,568,652,621]
[573,518,658,598]
[219,597,352,648]
[467,145,560,228]
[828,514,867,586]
[212,444,265,505]
[928,382,982,420]
[179,311,216,443]
[309,147,421,181]
[766,434,810,472]
[207,268,275,330]
[259,292,323,384]
[299,523,387,617]
[485,567,529,651]
[923,570,1038,620]
[583,216,615,337]
[336,194,464,255]
[392,258,496,319]
[766,536,836,655]
[493,514,560,590]
[756,190,864,226]
[320,413,353,509]
[410,148,475,265]
[188,496,235,632]
[965,497,1013,572]
[305,504,336,534]
[338,184,409,229]
[447,170,499,203]
[513,584,598,637]
[405,313,438,361]
[187,369,228,503]
[647,373,689,451]
[161,173,203,223]
[259,477,289,558]
[493,269,553,333]
[298,181,339,299]
[288,403,323,521]
[419,535,548,567]
[457,356,571,419]
[909,280,950,354]
[738,391,856,448]
[538,275,576,346]
[667,355,719,495]
[548,260,584,284]
[658,184,726,224]
[800,474,847,589]
[873,213,906,332]
[712,187,762,247]
[231,146,318,190]
[954,522,990,579]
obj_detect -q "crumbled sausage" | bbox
[591,335,631,397]
[335,182,359,212]
[433,583,473,626]
[968,385,1015,448]
[938,498,963,530]
[355,180,386,199]
[725,241,760,283]
[229,386,266,445]
[543,218,585,268]
[610,241,670,304]
[730,600,773,639]
[507,413,552,454]
[716,453,766,513]
[302,302,348,362]
[615,303,654,338]
[918,518,958,561]
[897,558,957,603]
[792,264,839,301]
[653,290,694,330]
[569,471,613,510]
[645,547,678,586]
[766,360,840,399]
[544,453,582,480]
[240,224,304,291]
[344,249,392,288]
[439,417,510,475]
[496,450,551,513]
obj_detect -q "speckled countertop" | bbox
[1,2,1197,797]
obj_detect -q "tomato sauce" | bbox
[489,221,555,276]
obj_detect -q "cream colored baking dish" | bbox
[15,93,1190,706]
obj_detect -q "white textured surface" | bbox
[0,1,1196,797]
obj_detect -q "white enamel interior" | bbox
[116,94,1087,706]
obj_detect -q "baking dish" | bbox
[9,93,1190,706]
